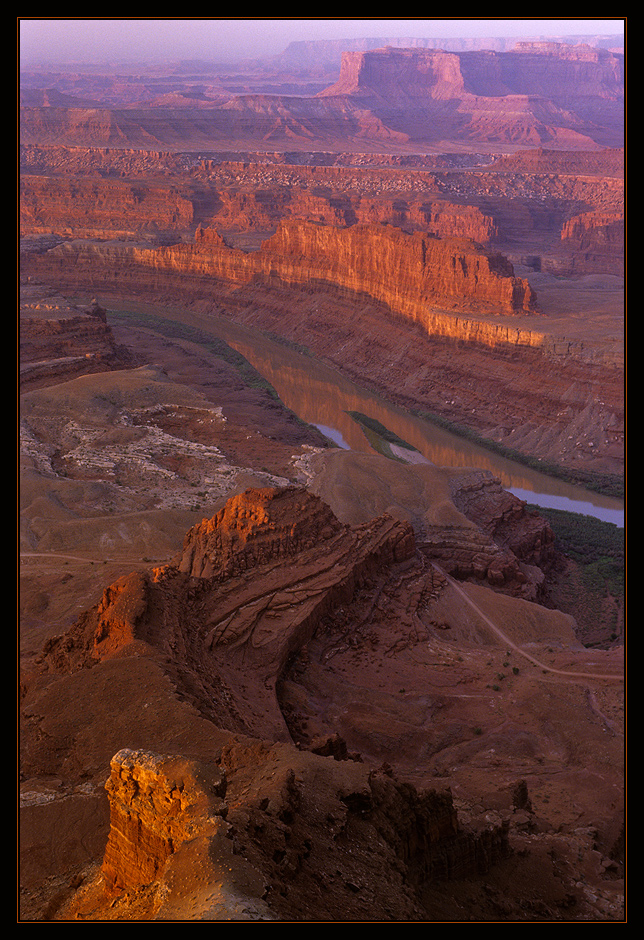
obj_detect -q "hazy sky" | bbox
[18,18,625,67]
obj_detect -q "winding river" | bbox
[114,302,624,529]
[196,312,624,529]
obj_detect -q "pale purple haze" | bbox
[19,17,624,67]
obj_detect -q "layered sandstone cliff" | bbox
[320,43,624,107]
[42,486,415,740]
[19,144,624,263]
[62,742,508,921]
[23,478,623,921]
[37,483,566,919]
[197,187,500,244]
[20,175,194,240]
[557,209,625,275]
[19,284,134,389]
[22,221,541,353]
[317,43,624,148]
[19,171,499,246]
[250,222,538,316]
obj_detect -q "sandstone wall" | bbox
[19,293,133,389]
[252,221,537,316]
[321,44,624,105]
[20,175,194,239]
[558,209,624,275]
[23,220,548,354]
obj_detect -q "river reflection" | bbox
[192,311,624,528]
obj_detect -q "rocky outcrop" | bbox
[20,175,194,240]
[557,209,625,275]
[490,146,624,178]
[448,468,556,570]
[253,222,539,316]
[19,284,134,389]
[42,486,416,741]
[101,748,229,894]
[37,485,522,920]
[24,479,623,921]
[176,485,346,579]
[60,743,509,921]
[195,186,500,244]
[40,476,559,746]
[427,468,557,595]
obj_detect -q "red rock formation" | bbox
[20,175,194,239]
[256,221,538,316]
[318,44,624,148]
[42,486,415,740]
[558,209,624,275]
[200,186,500,243]
[491,146,624,177]
[23,219,539,330]
[177,486,345,579]
[101,748,229,894]
[320,47,468,100]
[18,138,502,244]
[19,44,624,151]
[19,287,134,389]
[321,43,623,106]
[68,741,509,921]
[26,481,623,921]
[439,468,556,593]
[38,485,533,920]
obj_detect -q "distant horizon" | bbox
[18,18,625,68]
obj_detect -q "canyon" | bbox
[19,31,625,923]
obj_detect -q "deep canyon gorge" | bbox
[19,25,625,923]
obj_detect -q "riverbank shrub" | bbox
[529,504,625,599]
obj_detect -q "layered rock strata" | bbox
[321,43,624,106]
[22,220,541,351]
[318,44,624,148]
[101,748,229,894]
[557,209,625,276]
[25,482,622,921]
[20,175,195,240]
[19,162,499,244]
[19,43,623,149]
[19,286,134,389]
[416,468,557,595]
[36,485,529,920]
[42,486,416,741]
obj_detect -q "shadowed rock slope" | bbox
[21,483,624,921]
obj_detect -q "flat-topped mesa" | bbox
[320,43,624,103]
[319,47,467,100]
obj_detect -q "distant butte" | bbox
[19,43,624,151]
